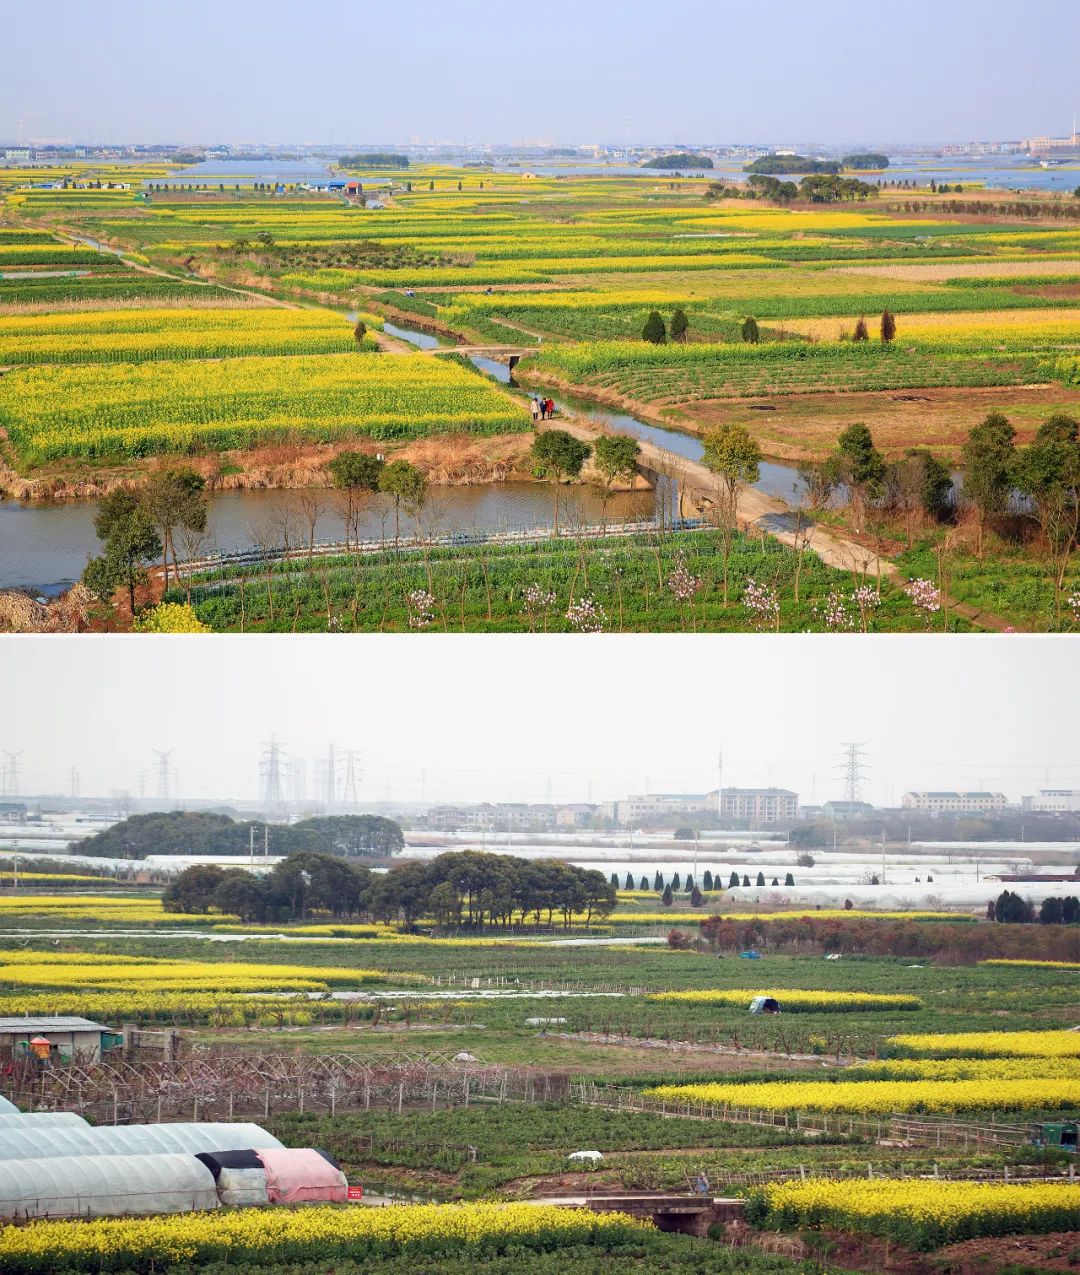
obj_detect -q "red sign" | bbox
[347,1185,364,1201]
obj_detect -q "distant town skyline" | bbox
[4,0,1079,147]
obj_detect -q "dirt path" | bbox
[488,315,549,340]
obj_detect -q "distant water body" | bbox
[144,154,1077,192]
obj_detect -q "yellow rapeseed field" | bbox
[0,1201,647,1272]
[847,1057,1080,1081]
[0,950,412,992]
[752,1178,1080,1249]
[888,1030,1080,1058]
[648,989,921,1012]
[644,1077,1076,1113]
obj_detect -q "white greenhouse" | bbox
[0,1153,220,1219]
[0,1121,282,1161]
[0,1095,18,1114]
[0,1111,89,1130]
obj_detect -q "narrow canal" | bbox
[1,320,807,594]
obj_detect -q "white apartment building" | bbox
[1022,790,1080,813]
[902,791,1008,813]
[720,788,799,823]
[614,793,715,825]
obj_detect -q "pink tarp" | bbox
[254,1148,347,1205]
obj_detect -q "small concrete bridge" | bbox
[536,1194,744,1236]
[421,344,535,360]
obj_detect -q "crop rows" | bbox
[1,352,528,464]
[0,306,361,363]
[748,1179,1080,1250]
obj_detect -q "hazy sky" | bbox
[4,636,1076,805]
[3,0,1078,146]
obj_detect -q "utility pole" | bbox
[68,767,80,800]
[249,824,255,868]
[717,751,723,826]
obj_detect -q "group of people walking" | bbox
[531,396,556,422]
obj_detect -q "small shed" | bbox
[748,996,781,1015]
[0,1016,115,1063]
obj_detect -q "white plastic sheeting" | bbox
[1,1121,282,1161]
[217,1166,270,1208]
[0,1153,220,1219]
[0,1095,17,1114]
[0,1112,89,1131]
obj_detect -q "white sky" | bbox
[3,636,1076,806]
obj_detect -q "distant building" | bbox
[0,802,27,822]
[822,800,875,820]
[720,788,799,824]
[1022,789,1080,813]
[1022,131,1080,156]
[902,791,1008,814]
[0,1016,117,1064]
[555,804,596,829]
[3,148,31,162]
[615,793,715,825]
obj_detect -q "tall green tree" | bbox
[142,468,208,590]
[880,309,897,342]
[379,459,428,542]
[886,447,953,544]
[328,449,384,549]
[82,487,163,616]
[530,429,591,534]
[642,310,667,344]
[670,308,689,342]
[592,433,641,524]
[824,423,885,531]
[741,316,760,344]
[1013,414,1080,620]
[960,413,1016,556]
[702,424,762,601]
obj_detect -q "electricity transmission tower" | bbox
[153,750,174,803]
[3,751,23,798]
[837,743,869,803]
[342,751,362,807]
[323,744,339,810]
[286,758,307,805]
[260,738,285,812]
